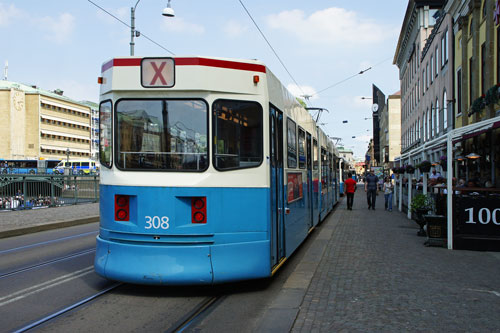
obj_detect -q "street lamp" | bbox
[130,0,175,56]
[162,0,175,17]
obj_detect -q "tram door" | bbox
[306,132,313,229]
[270,106,285,267]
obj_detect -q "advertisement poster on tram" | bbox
[287,172,303,203]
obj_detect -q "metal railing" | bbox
[0,174,99,211]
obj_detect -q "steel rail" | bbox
[12,282,122,333]
[0,231,98,255]
[166,296,223,333]
[0,248,96,279]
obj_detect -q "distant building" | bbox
[337,146,355,168]
[0,81,92,161]
[81,101,99,161]
[378,91,402,171]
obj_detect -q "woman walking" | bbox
[383,176,394,212]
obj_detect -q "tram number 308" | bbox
[145,216,170,229]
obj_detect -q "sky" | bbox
[0,0,408,159]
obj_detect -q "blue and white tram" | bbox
[94,56,340,284]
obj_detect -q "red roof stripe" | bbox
[101,57,266,73]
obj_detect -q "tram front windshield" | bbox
[116,99,208,171]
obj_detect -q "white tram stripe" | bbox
[0,266,94,307]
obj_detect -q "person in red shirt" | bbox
[344,172,357,210]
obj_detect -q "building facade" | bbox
[379,91,402,170]
[0,81,92,161]
[394,0,449,168]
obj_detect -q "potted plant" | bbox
[410,194,433,236]
[440,155,447,171]
[405,164,415,174]
[417,160,432,172]
[398,165,406,174]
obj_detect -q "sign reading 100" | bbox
[465,207,500,225]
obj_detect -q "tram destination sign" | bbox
[141,58,175,88]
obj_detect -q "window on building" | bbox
[431,55,434,83]
[443,91,448,130]
[441,30,448,67]
[287,118,297,168]
[469,57,473,104]
[423,69,426,93]
[435,46,439,77]
[457,68,462,115]
[481,42,486,95]
[424,110,428,141]
[426,63,430,89]
[435,98,440,134]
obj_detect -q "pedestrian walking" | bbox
[344,172,357,210]
[383,176,394,212]
[364,169,379,210]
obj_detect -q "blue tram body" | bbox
[94,56,340,284]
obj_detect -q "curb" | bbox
[0,216,99,239]
[257,201,341,332]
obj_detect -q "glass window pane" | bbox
[213,99,262,170]
[116,99,208,171]
[99,101,112,168]
[287,118,297,168]
[313,139,318,170]
[298,128,306,169]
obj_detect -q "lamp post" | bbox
[130,0,175,56]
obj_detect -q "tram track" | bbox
[12,282,122,333]
[0,231,98,255]
[166,295,223,333]
[0,248,96,279]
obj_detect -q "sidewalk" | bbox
[260,186,500,332]
[0,203,99,238]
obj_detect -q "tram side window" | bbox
[287,118,297,168]
[298,128,306,169]
[116,99,208,171]
[321,147,328,188]
[99,100,112,168]
[213,100,262,170]
[313,139,318,170]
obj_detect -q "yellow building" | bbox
[449,0,500,127]
[0,81,91,161]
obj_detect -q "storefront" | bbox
[394,115,500,249]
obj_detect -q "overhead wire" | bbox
[237,0,308,102]
[87,0,175,55]
[312,56,392,97]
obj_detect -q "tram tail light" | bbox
[115,195,130,221]
[191,197,207,224]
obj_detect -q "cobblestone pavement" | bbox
[0,203,99,238]
[291,187,500,332]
